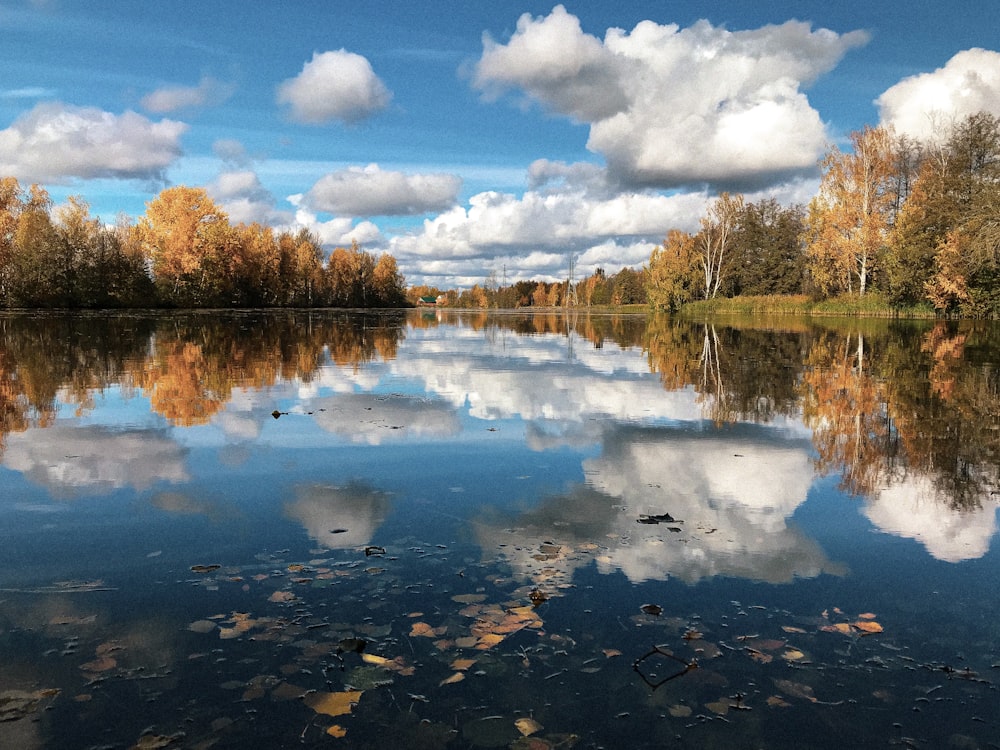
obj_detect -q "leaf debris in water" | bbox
[304,689,363,718]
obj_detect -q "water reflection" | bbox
[2,310,1000,748]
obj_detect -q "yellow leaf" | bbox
[782,649,806,661]
[820,623,853,635]
[361,654,392,667]
[854,620,883,634]
[514,717,543,736]
[451,658,477,671]
[439,672,465,686]
[304,690,363,718]
[858,612,878,620]
[476,633,505,649]
[409,621,436,637]
[326,724,347,738]
[781,625,807,633]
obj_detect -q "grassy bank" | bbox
[678,294,939,319]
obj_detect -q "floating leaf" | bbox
[326,725,347,738]
[782,649,806,662]
[304,689,363,718]
[451,658,477,671]
[602,648,622,658]
[854,620,883,634]
[439,672,465,686]
[268,590,295,603]
[781,625,807,634]
[820,623,853,635]
[409,621,437,638]
[190,564,221,574]
[514,717,543,736]
[640,603,663,616]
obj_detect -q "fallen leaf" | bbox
[854,620,883,634]
[303,690,363,718]
[326,725,347,738]
[451,658,477,671]
[820,623,853,635]
[409,622,436,638]
[439,672,465,686]
[782,649,806,661]
[190,564,221,574]
[858,612,878,620]
[514,717,543,736]
[268,590,295,603]
[602,649,622,658]
[640,603,663,616]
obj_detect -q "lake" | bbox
[0,309,998,749]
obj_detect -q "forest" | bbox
[648,111,1000,316]
[0,182,407,309]
[418,111,1000,317]
[2,111,996,314]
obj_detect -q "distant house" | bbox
[417,295,440,306]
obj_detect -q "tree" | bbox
[696,192,743,299]
[726,198,806,296]
[647,229,702,311]
[137,186,230,306]
[805,125,896,296]
[371,253,406,307]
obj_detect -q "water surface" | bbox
[1,310,998,749]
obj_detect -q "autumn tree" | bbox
[696,192,744,299]
[646,229,701,311]
[371,253,406,307]
[137,186,231,306]
[805,125,896,297]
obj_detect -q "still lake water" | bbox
[0,309,998,749]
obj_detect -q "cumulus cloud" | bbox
[140,75,235,113]
[288,193,384,247]
[304,164,462,217]
[474,7,868,190]
[205,168,293,226]
[387,182,709,286]
[0,101,186,183]
[876,48,1000,141]
[277,49,391,124]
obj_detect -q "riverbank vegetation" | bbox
[649,111,1000,317]
[0,182,407,309]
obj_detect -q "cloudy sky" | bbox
[2,1,998,288]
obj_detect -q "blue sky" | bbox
[2,1,998,288]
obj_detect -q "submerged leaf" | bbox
[640,603,663,616]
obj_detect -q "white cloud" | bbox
[277,49,391,124]
[876,48,1000,141]
[387,182,709,286]
[0,101,186,183]
[288,193,384,247]
[205,168,293,226]
[140,75,235,113]
[474,7,868,190]
[304,163,461,217]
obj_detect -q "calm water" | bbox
[0,309,998,749]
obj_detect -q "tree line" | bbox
[0,182,407,309]
[648,111,1000,315]
[408,265,649,309]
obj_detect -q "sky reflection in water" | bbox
[0,310,998,749]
